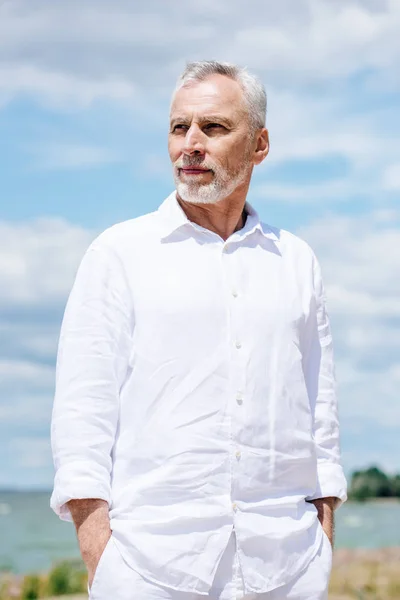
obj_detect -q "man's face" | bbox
[168,75,257,205]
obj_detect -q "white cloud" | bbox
[0,359,54,388]
[251,88,400,204]
[0,64,136,110]
[233,1,400,84]
[0,0,398,200]
[382,163,400,190]
[0,218,101,486]
[0,218,94,306]
[0,0,399,104]
[0,220,95,468]
[299,210,400,308]
[24,142,121,171]
[0,217,95,424]
[253,178,373,203]
[298,208,400,454]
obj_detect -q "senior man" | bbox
[50,60,347,600]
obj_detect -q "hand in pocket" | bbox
[87,533,112,591]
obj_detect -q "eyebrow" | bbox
[170,115,234,128]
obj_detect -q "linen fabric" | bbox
[50,190,347,595]
[87,527,332,600]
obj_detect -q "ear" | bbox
[253,128,269,165]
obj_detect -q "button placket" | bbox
[222,245,245,522]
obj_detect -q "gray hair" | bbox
[171,60,267,132]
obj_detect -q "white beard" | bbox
[173,164,249,205]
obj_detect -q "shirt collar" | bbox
[158,190,278,242]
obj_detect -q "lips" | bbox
[180,167,211,174]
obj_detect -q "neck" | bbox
[176,190,248,242]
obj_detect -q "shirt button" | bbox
[236,392,243,404]
[232,502,237,512]
[235,450,241,459]
[232,289,238,298]
[235,340,242,349]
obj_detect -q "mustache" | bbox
[175,158,215,170]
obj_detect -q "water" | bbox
[1,491,399,575]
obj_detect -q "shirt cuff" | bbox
[305,462,348,510]
[50,461,111,522]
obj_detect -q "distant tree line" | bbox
[348,466,400,501]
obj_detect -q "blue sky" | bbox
[0,0,399,489]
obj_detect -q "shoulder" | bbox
[86,210,160,259]
[260,220,317,263]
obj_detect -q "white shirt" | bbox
[50,191,347,595]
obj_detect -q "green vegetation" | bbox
[0,558,88,599]
[348,466,400,502]
[20,574,41,599]
[46,559,87,596]
[1,541,400,599]
[2,550,400,600]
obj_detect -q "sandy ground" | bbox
[47,597,86,600]
[69,547,400,599]
[329,547,400,599]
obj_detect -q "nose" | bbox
[182,124,205,156]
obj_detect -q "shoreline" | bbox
[1,547,400,600]
[346,497,400,504]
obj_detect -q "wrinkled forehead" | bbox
[170,75,247,123]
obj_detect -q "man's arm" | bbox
[67,499,111,588]
[303,250,347,523]
[50,239,132,522]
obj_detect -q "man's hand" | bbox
[67,498,112,589]
[307,496,336,548]
[85,531,112,590]
[81,530,111,588]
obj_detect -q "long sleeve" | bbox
[50,239,133,522]
[303,251,347,509]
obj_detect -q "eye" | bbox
[172,124,188,132]
[205,123,223,129]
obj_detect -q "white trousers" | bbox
[88,528,332,600]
